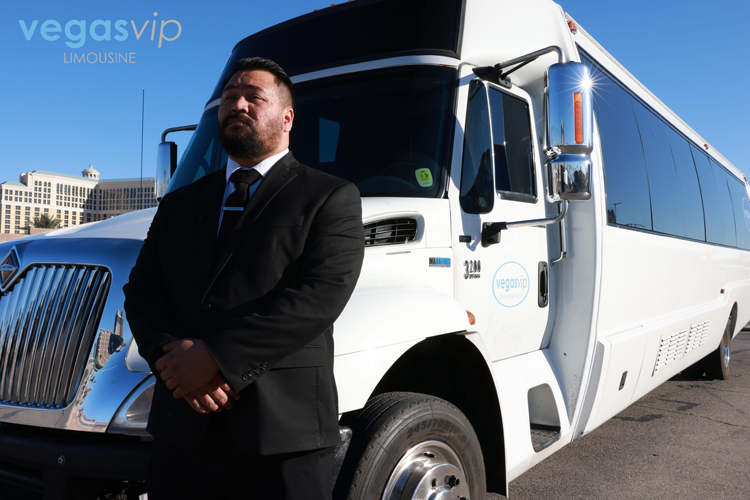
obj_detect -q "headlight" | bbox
[108,376,154,436]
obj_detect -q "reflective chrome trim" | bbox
[0,248,20,291]
[481,201,568,247]
[545,63,594,157]
[0,264,110,408]
[505,199,568,230]
[546,155,592,201]
[0,228,153,431]
[381,440,470,500]
[551,211,568,266]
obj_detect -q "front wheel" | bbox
[335,392,486,500]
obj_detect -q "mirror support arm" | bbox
[551,206,568,266]
[156,124,198,202]
[473,46,565,87]
[482,200,568,247]
[161,125,197,143]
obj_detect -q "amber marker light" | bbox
[467,310,476,325]
[574,92,583,144]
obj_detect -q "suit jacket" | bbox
[123,152,364,455]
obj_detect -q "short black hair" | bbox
[225,57,295,109]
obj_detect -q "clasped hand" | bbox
[155,338,240,414]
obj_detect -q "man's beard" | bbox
[218,112,281,160]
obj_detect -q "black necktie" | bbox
[216,168,261,256]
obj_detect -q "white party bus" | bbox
[0,0,747,498]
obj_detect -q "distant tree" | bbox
[28,213,61,230]
[606,208,616,224]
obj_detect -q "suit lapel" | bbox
[205,153,300,295]
[197,167,227,287]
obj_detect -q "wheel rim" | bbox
[723,320,732,369]
[382,440,471,500]
[723,345,730,368]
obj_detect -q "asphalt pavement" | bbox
[489,325,750,500]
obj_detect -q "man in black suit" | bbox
[123,57,364,500]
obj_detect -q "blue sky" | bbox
[0,0,747,184]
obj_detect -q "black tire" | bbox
[703,314,732,380]
[334,392,486,500]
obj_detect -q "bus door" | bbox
[452,78,550,361]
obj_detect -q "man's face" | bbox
[217,70,293,161]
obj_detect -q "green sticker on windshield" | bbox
[415,168,433,188]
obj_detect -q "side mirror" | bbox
[545,62,593,155]
[479,59,594,249]
[156,142,177,201]
[545,62,593,201]
[547,154,591,201]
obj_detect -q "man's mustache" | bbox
[220,112,253,131]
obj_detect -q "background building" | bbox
[0,165,157,235]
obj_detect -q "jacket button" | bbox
[201,302,212,311]
[241,374,249,381]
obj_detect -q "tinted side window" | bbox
[711,160,737,247]
[489,88,535,199]
[633,103,684,237]
[460,81,494,214]
[667,131,705,241]
[726,175,750,250]
[691,146,728,245]
[583,52,744,249]
[590,66,652,230]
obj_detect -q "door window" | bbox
[460,81,536,214]
[488,87,535,201]
[460,81,494,214]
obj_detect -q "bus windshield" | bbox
[166,66,455,198]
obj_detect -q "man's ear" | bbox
[282,107,294,133]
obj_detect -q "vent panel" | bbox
[654,329,687,371]
[363,218,417,247]
[654,320,710,373]
[685,321,710,353]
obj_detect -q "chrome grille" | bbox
[364,218,417,246]
[0,265,110,408]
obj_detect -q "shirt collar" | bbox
[225,148,289,184]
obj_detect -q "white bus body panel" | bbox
[333,197,470,412]
[493,350,570,482]
[569,15,750,437]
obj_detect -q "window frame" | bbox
[486,81,538,204]
[459,78,538,214]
